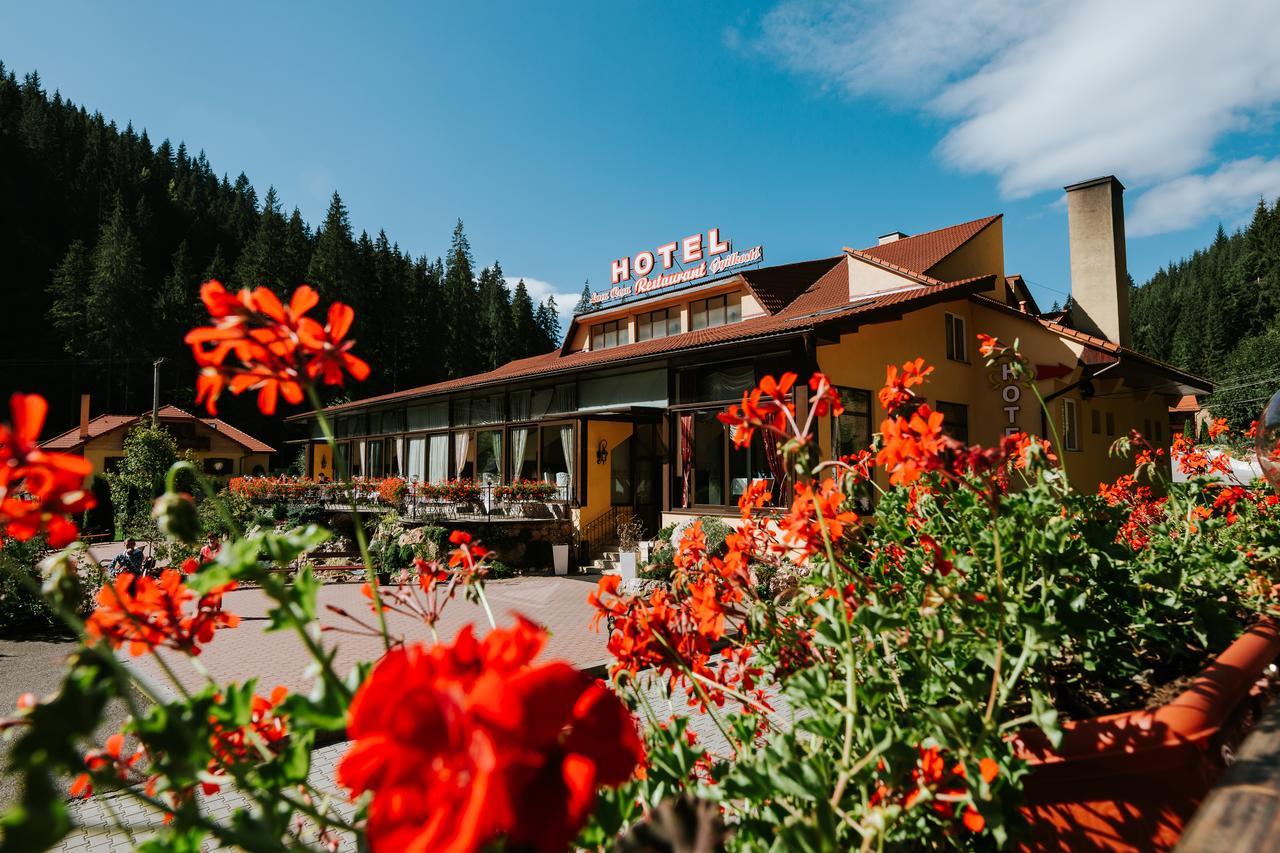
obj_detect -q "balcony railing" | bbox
[228,476,572,522]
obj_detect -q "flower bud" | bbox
[39,549,82,609]
[153,492,200,544]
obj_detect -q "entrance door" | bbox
[632,424,661,535]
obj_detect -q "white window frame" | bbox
[945,312,967,362]
[1062,398,1080,452]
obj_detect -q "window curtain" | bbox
[394,438,405,477]
[356,439,367,477]
[428,435,449,483]
[453,431,470,478]
[486,431,503,483]
[760,428,787,507]
[407,437,426,481]
[511,428,530,480]
[559,424,575,501]
[510,391,532,422]
[680,414,694,508]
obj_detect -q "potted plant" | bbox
[616,516,645,582]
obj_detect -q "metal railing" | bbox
[578,504,634,564]
[399,483,573,523]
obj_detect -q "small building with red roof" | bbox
[42,402,274,476]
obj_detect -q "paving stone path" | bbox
[43,574,612,851]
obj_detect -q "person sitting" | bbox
[199,530,221,565]
[108,538,145,578]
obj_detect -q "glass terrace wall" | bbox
[311,368,668,505]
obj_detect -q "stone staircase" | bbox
[588,545,622,575]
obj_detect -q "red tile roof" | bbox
[739,256,844,314]
[858,215,1001,274]
[969,295,1212,393]
[41,405,275,453]
[313,269,998,415]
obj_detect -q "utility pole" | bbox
[152,358,166,425]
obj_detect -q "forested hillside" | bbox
[0,64,562,449]
[1131,197,1280,428]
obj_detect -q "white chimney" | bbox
[878,231,908,245]
[1065,176,1130,347]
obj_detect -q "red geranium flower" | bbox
[185,280,368,416]
[0,393,95,547]
[84,570,239,656]
[338,616,643,853]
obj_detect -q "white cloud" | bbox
[757,0,1280,234]
[506,276,581,339]
[1128,156,1280,237]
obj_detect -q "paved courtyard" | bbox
[129,573,612,699]
[5,573,615,850]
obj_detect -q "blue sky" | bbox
[4,1,1279,332]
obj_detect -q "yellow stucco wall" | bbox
[82,424,270,477]
[813,296,1173,493]
[581,420,633,525]
[927,218,1006,297]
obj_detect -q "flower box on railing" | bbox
[1014,617,1280,851]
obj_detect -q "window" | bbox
[203,457,234,476]
[689,295,740,331]
[936,401,969,444]
[832,388,873,457]
[636,308,681,342]
[591,320,628,350]
[1062,398,1080,451]
[679,409,783,508]
[1105,411,1116,436]
[475,429,503,484]
[1092,410,1102,434]
[510,427,538,479]
[1155,420,1164,442]
[945,313,967,362]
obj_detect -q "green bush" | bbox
[697,516,732,556]
[0,537,105,635]
[486,560,517,580]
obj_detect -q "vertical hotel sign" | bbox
[590,228,764,308]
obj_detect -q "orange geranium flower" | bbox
[69,732,146,799]
[719,373,796,447]
[878,357,934,413]
[0,393,96,548]
[185,280,369,416]
[780,478,859,560]
[85,570,239,656]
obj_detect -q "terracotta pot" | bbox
[1013,617,1280,851]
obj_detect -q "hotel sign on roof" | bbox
[589,228,764,309]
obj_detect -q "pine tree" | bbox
[307,191,354,300]
[233,186,288,289]
[535,296,561,349]
[155,240,197,350]
[87,194,147,355]
[574,281,592,315]
[204,244,230,284]
[48,240,93,357]
[282,207,312,287]
[510,279,538,358]
[441,220,479,377]
[477,262,515,370]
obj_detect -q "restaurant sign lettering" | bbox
[591,229,764,308]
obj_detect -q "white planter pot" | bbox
[552,544,570,576]
[618,551,637,582]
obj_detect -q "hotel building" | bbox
[290,177,1208,546]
